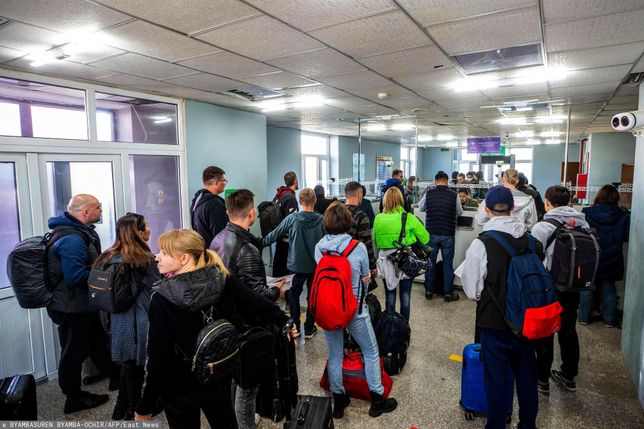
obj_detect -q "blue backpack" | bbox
[484,231,562,340]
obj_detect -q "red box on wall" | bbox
[576,174,588,199]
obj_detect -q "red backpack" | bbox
[310,240,361,330]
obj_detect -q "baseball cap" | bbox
[485,186,514,213]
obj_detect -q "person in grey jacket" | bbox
[263,188,325,338]
[476,169,537,229]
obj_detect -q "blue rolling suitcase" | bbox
[460,343,513,423]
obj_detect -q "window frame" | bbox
[301,132,330,191]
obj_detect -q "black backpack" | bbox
[546,219,600,293]
[258,200,283,237]
[7,226,90,309]
[88,259,149,313]
[375,310,411,375]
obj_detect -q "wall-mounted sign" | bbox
[376,155,393,181]
[467,136,501,154]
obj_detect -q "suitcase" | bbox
[0,374,37,420]
[460,344,513,423]
[319,350,392,401]
[374,310,411,375]
[433,261,445,296]
[283,395,334,429]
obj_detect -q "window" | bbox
[508,147,533,183]
[0,103,21,136]
[400,146,409,177]
[0,163,20,289]
[455,149,479,177]
[301,133,329,192]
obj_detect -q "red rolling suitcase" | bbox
[320,351,392,401]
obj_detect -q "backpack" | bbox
[310,239,362,330]
[375,310,411,375]
[484,231,562,340]
[7,226,90,309]
[88,259,148,313]
[545,219,600,293]
[258,200,283,237]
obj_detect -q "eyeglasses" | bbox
[218,179,229,184]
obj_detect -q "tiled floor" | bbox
[37,280,644,428]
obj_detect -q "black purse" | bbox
[388,212,431,278]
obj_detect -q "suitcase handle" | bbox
[297,399,311,424]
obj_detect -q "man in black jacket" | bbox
[518,173,545,220]
[379,169,411,213]
[271,171,299,277]
[191,166,229,247]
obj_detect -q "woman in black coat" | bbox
[580,185,630,327]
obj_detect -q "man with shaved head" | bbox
[46,194,115,414]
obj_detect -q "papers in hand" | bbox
[266,274,295,291]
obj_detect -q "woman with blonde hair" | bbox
[373,187,429,321]
[134,229,292,429]
[475,168,537,229]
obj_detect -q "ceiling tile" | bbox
[431,96,490,109]
[92,52,194,79]
[549,65,632,88]
[309,11,430,58]
[633,54,644,73]
[243,71,317,89]
[614,85,640,97]
[317,70,393,91]
[6,57,113,80]
[0,22,67,53]
[358,44,451,78]
[98,20,220,62]
[548,42,644,71]
[164,72,246,92]
[394,67,463,92]
[0,45,25,63]
[551,82,617,102]
[350,85,416,101]
[267,48,365,79]
[546,10,644,52]
[66,45,124,64]
[244,0,395,31]
[178,51,277,78]
[285,85,348,99]
[543,0,644,24]
[397,0,536,26]
[480,82,548,99]
[94,0,262,34]
[0,0,130,35]
[196,15,323,61]
[96,73,177,92]
[427,7,541,55]
[348,105,399,116]
[324,96,376,110]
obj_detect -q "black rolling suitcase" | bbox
[284,395,333,429]
[0,374,37,420]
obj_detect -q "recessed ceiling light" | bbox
[294,95,324,108]
[526,139,542,145]
[536,116,566,124]
[366,123,386,132]
[498,117,526,125]
[450,76,498,92]
[514,67,571,85]
[513,130,534,138]
[540,131,562,137]
[418,135,433,142]
[437,134,454,141]
[445,141,458,147]
[392,123,415,131]
[27,51,67,67]
[545,139,562,144]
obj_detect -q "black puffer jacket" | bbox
[190,189,228,248]
[210,223,280,302]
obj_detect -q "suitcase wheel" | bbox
[464,411,474,421]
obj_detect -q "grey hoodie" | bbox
[475,188,537,230]
[315,234,370,299]
[530,206,589,270]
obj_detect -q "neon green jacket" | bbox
[373,207,429,249]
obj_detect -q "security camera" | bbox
[611,110,644,131]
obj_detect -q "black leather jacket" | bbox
[210,222,279,302]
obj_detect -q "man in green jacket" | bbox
[263,188,325,338]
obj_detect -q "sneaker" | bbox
[444,293,460,302]
[578,320,589,325]
[425,292,433,300]
[537,381,550,396]
[64,391,109,414]
[604,322,616,328]
[551,370,576,392]
[304,326,318,339]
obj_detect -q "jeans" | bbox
[536,292,580,382]
[384,278,413,321]
[480,328,538,429]
[232,380,259,429]
[289,273,315,334]
[579,280,617,325]
[423,234,456,296]
[324,304,384,395]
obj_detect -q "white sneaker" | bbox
[255,413,261,425]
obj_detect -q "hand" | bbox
[134,413,151,422]
[276,279,286,297]
[362,273,372,284]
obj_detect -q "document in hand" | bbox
[266,274,295,290]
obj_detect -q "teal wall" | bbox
[418,147,452,179]
[531,143,580,194]
[266,126,302,200]
[588,132,636,200]
[622,88,644,408]
[338,136,401,181]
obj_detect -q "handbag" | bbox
[387,212,431,278]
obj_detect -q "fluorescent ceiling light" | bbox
[153,117,172,124]
[450,76,498,92]
[514,67,571,85]
[536,116,566,124]
[417,135,433,142]
[545,139,562,145]
[392,123,415,131]
[437,134,454,141]
[498,117,526,125]
[366,123,386,132]
[294,95,324,108]
[513,130,534,138]
[540,131,561,137]
[445,141,458,147]
[526,139,542,145]
[27,51,60,67]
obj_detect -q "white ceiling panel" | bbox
[91,52,194,79]
[98,20,220,62]
[546,10,644,52]
[480,82,548,99]
[5,57,113,80]
[285,85,348,99]
[346,104,399,116]
[394,67,463,92]
[0,45,25,63]
[0,0,130,35]
[267,48,365,79]
[66,45,124,64]
[380,95,433,111]
[325,96,378,110]
[431,96,491,109]
[196,15,323,61]
[0,22,67,53]
[164,72,246,92]
[94,0,262,35]
[358,44,451,78]
[178,51,278,78]
[244,0,395,31]
[427,7,541,55]
[96,73,177,92]
[614,85,640,97]
[548,42,644,71]
[543,0,644,24]
[317,70,393,91]
[633,54,644,73]
[243,71,317,89]
[350,85,416,100]
[549,65,631,88]
[309,11,429,58]
[397,0,536,27]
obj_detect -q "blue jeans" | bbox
[578,280,617,325]
[480,329,538,429]
[384,278,412,321]
[324,305,383,395]
[423,234,455,296]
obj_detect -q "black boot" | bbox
[368,391,397,418]
[332,393,351,418]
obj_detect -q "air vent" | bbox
[622,72,643,87]
[225,86,284,102]
[452,43,543,75]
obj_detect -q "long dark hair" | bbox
[94,213,151,269]
[594,184,620,206]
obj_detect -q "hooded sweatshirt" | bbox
[475,188,537,230]
[315,234,370,300]
[531,206,590,270]
[263,210,325,273]
[379,178,412,213]
[274,186,298,219]
[190,188,228,247]
[582,204,630,281]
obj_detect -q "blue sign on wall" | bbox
[467,136,501,154]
